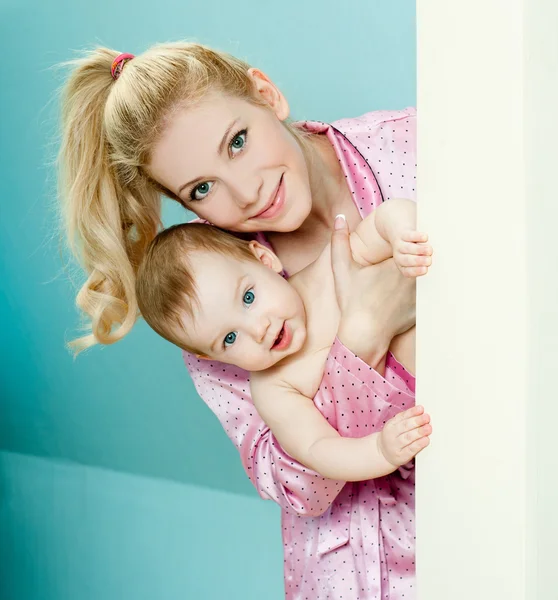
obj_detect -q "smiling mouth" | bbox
[271,321,293,352]
[252,174,284,220]
[272,324,286,349]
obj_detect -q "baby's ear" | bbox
[248,241,283,273]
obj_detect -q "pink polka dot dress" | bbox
[184,108,418,599]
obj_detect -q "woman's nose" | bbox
[228,173,263,210]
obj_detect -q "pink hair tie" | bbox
[111,53,135,80]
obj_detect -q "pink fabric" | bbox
[184,108,418,599]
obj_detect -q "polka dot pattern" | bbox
[184,108,417,599]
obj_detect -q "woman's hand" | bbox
[331,215,416,370]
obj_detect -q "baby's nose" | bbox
[253,317,271,343]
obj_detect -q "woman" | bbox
[59,42,417,599]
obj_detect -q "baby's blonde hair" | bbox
[58,41,304,353]
[136,223,256,354]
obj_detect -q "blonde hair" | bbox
[58,41,306,353]
[136,223,256,354]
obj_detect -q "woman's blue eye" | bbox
[230,130,247,155]
[243,289,255,305]
[191,181,213,201]
[224,332,237,347]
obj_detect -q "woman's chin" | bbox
[239,203,311,234]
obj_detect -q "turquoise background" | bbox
[0,1,416,598]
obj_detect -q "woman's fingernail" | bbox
[334,214,346,230]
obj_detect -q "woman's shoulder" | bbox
[331,107,416,134]
[331,107,417,202]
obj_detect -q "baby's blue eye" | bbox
[230,130,247,155]
[191,181,213,201]
[243,290,255,305]
[224,332,237,347]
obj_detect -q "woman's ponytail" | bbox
[58,48,160,352]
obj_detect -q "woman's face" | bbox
[148,72,313,233]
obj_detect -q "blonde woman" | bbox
[59,43,418,599]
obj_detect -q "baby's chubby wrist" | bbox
[377,198,416,244]
[386,225,405,247]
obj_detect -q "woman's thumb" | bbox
[331,214,351,306]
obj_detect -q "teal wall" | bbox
[0,452,283,600]
[0,0,416,598]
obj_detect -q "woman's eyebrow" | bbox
[217,118,239,155]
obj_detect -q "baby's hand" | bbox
[378,405,431,467]
[392,231,433,278]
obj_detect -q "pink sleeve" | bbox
[316,338,415,426]
[184,340,415,515]
[315,338,416,480]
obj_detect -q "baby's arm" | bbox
[349,198,432,277]
[250,375,431,482]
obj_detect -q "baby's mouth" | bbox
[271,323,286,349]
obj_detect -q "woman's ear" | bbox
[247,68,290,121]
[248,241,284,273]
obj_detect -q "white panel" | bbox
[524,1,558,598]
[416,1,528,598]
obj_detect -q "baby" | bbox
[136,199,433,482]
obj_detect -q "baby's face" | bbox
[181,245,307,371]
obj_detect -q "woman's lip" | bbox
[253,175,285,220]
[272,322,292,352]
